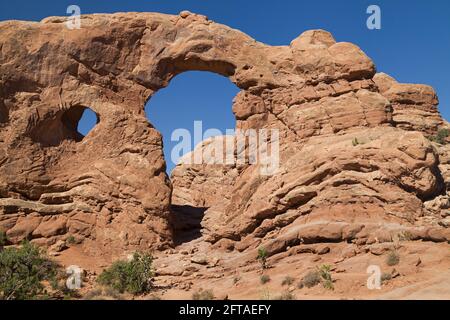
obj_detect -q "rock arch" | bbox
[0,12,448,257]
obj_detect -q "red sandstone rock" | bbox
[0,12,448,258]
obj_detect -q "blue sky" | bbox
[1,0,449,173]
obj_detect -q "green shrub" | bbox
[0,241,59,300]
[318,264,332,281]
[381,273,392,283]
[386,250,400,266]
[298,265,334,290]
[281,275,295,286]
[438,128,450,143]
[97,252,154,295]
[192,289,215,300]
[320,266,334,289]
[66,236,76,245]
[260,274,271,284]
[429,128,449,144]
[318,264,334,290]
[323,279,334,290]
[257,247,268,270]
[298,270,321,288]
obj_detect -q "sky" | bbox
[1,0,449,173]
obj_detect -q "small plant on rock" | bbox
[66,236,76,245]
[318,264,334,290]
[386,250,400,266]
[260,274,271,284]
[429,128,449,145]
[257,247,268,270]
[381,273,392,283]
[352,137,360,146]
[298,265,334,290]
[281,275,295,286]
[298,270,321,289]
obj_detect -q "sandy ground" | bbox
[53,235,450,300]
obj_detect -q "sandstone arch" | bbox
[0,12,448,257]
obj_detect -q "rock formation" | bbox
[0,12,449,258]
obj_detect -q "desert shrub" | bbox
[318,264,332,281]
[318,264,334,290]
[0,230,7,247]
[277,291,296,300]
[66,236,76,245]
[429,128,449,144]
[352,137,360,146]
[386,250,400,266]
[281,275,295,286]
[97,252,154,295]
[298,265,334,290]
[192,289,215,300]
[260,274,271,284]
[257,247,268,270]
[323,279,334,290]
[298,270,321,289]
[0,241,59,300]
[381,273,392,283]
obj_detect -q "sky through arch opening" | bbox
[145,71,240,175]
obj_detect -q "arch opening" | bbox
[77,107,99,137]
[145,71,240,245]
[145,71,239,174]
[30,106,99,147]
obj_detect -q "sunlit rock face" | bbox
[0,12,448,256]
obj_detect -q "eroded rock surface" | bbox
[0,12,448,258]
